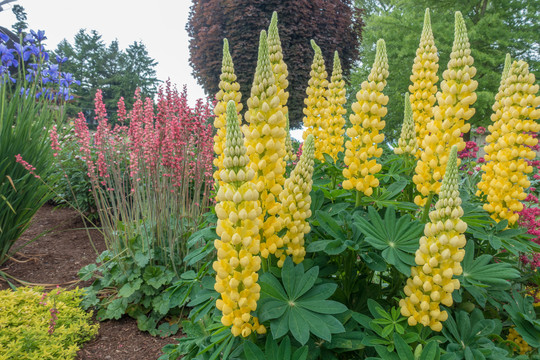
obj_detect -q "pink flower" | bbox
[474,126,486,135]
[15,154,40,179]
[49,125,60,157]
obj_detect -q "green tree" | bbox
[55,30,160,121]
[352,0,540,140]
[122,41,159,99]
[11,4,28,35]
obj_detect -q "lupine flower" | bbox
[343,39,388,196]
[214,100,265,338]
[413,11,477,206]
[213,39,242,186]
[325,51,347,161]
[267,12,294,162]
[478,59,540,225]
[400,146,466,332]
[243,31,287,259]
[507,328,533,354]
[277,134,315,266]
[302,40,330,161]
[394,93,418,156]
[410,9,439,157]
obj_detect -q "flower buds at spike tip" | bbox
[410,8,439,158]
[302,39,330,161]
[278,134,315,266]
[413,11,477,207]
[401,146,466,332]
[244,30,287,260]
[267,11,289,115]
[343,39,388,196]
[214,100,264,337]
[394,93,418,156]
[213,38,243,187]
[325,51,347,161]
[477,59,540,225]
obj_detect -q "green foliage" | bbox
[258,257,347,345]
[440,309,510,359]
[49,123,95,217]
[54,29,159,119]
[352,0,540,138]
[243,336,308,360]
[79,246,181,337]
[354,207,423,275]
[0,287,98,359]
[502,291,540,348]
[159,316,242,360]
[0,80,57,266]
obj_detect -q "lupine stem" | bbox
[421,193,433,223]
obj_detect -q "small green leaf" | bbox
[243,341,265,359]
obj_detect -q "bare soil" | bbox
[0,204,177,360]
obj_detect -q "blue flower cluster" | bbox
[0,30,79,101]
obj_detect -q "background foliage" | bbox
[351,0,540,139]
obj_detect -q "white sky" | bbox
[0,0,305,141]
[1,0,207,105]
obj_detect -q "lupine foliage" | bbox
[161,8,540,360]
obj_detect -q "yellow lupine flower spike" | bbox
[326,51,347,161]
[214,101,266,338]
[213,39,243,186]
[343,39,389,197]
[478,60,540,225]
[413,11,477,207]
[277,134,315,266]
[302,40,330,161]
[409,8,439,157]
[400,145,467,332]
[476,54,511,212]
[267,11,289,114]
[267,12,295,162]
[244,30,287,259]
[394,93,418,156]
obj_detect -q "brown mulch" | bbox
[0,204,177,360]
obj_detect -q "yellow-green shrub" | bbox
[0,287,98,360]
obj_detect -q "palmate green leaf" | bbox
[502,290,540,347]
[355,207,423,275]
[259,257,347,345]
[459,242,520,294]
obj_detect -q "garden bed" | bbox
[0,204,174,360]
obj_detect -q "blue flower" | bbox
[0,33,8,44]
[56,55,68,64]
[30,30,47,42]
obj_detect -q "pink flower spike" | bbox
[49,125,61,156]
[15,154,40,179]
